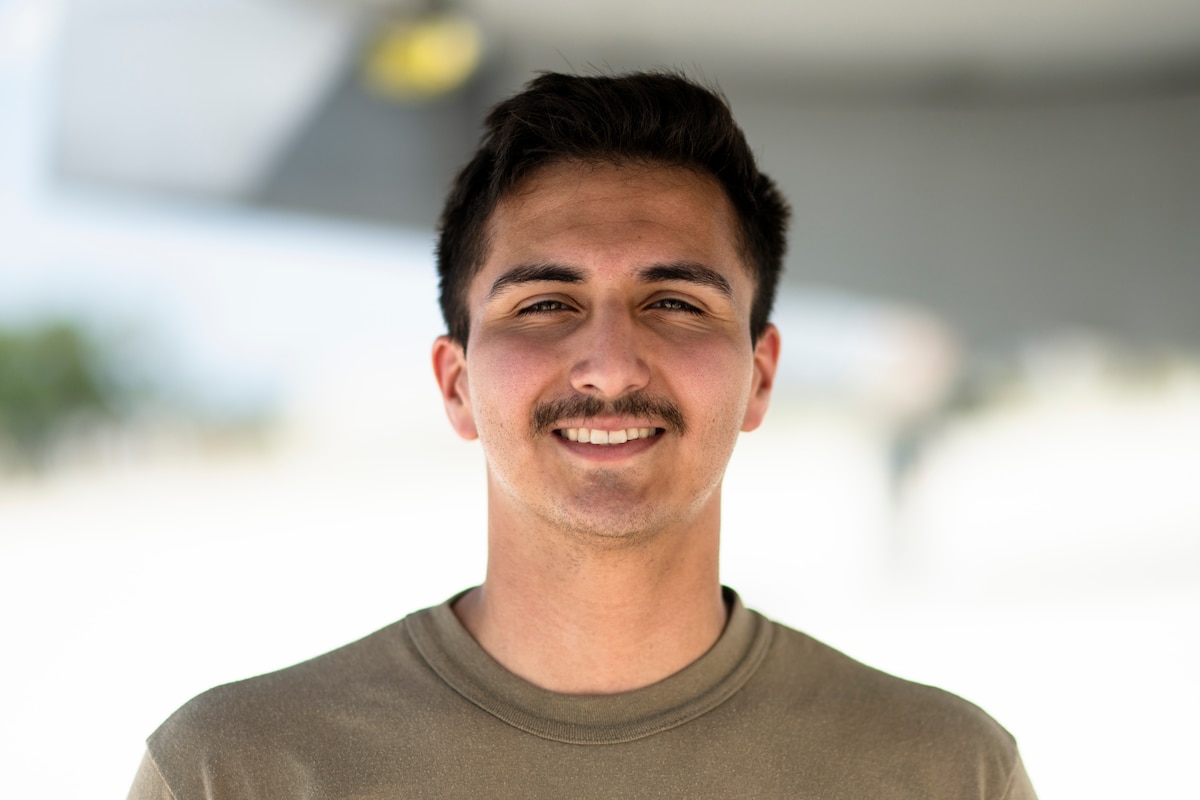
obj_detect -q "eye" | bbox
[649,297,704,315]
[517,299,572,315]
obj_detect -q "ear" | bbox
[432,336,478,440]
[741,323,780,433]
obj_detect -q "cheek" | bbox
[672,338,754,410]
[468,341,561,433]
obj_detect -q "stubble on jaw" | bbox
[507,454,729,559]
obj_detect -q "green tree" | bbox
[0,321,121,466]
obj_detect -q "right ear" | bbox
[432,336,478,440]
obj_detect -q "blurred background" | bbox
[1,0,1198,796]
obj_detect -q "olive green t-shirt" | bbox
[128,591,1036,799]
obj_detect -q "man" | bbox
[128,71,1037,799]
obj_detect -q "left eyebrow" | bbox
[637,262,733,299]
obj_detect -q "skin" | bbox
[433,161,780,693]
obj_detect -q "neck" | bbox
[453,493,727,694]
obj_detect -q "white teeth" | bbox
[558,427,660,445]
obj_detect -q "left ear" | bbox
[741,323,780,432]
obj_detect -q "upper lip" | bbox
[553,418,664,431]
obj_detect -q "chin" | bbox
[553,518,665,550]
[545,493,714,549]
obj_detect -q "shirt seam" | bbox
[408,605,774,745]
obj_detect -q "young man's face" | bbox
[434,161,779,542]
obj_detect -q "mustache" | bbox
[531,392,687,436]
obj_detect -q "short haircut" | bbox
[436,70,790,347]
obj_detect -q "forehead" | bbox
[473,162,748,293]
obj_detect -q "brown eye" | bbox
[650,298,703,315]
[517,300,572,315]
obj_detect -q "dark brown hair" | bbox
[436,71,790,346]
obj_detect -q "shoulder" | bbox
[744,617,1030,798]
[145,614,436,798]
[155,616,412,736]
[762,619,1016,739]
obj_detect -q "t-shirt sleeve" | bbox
[127,749,177,800]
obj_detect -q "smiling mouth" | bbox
[555,427,665,445]
[533,394,686,438]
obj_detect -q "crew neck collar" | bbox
[405,587,773,745]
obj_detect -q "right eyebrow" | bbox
[487,263,585,299]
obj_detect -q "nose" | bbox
[569,303,651,398]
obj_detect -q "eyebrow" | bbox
[485,260,734,299]
[638,262,733,298]
[487,263,585,298]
